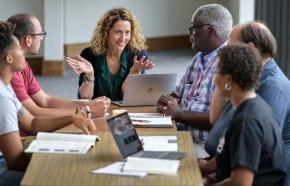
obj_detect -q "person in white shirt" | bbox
[0,21,96,186]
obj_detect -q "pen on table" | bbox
[131,119,151,123]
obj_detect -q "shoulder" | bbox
[258,77,290,104]
[80,47,93,55]
[0,88,20,117]
[80,47,99,58]
[0,84,14,100]
[231,97,275,130]
[0,96,19,135]
[80,47,102,65]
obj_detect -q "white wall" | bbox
[0,0,255,60]
[0,0,43,22]
[64,0,212,44]
[0,0,44,56]
[0,0,247,45]
[44,0,64,60]
[239,0,255,24]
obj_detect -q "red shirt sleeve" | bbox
[11,62,41,102]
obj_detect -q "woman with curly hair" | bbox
[66,7,154,101]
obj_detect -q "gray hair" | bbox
[193,4,233,41]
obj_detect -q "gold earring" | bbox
[224,83,232,91]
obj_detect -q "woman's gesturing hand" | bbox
[66,55,94,77]
[129,55,155,74]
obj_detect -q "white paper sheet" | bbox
[130,116,172,127]
[139,136,178,151]
[124,157,180,175]
[92,162,147,177]
[195,143,210,159]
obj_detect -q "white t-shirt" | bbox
[0,80,21,174]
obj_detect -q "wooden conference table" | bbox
[21,105,203,186]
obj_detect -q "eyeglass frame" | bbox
[29,31,47,39]
[188,24,211,35]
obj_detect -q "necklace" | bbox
[108,71,119,100]
[106,55,121,101]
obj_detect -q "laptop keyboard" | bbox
[138,151,165,158]
[160,152,185,160]
[135,151,185,160]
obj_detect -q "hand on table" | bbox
[72,115,96,135]
[88,97,111,118]
[156,95,182,120]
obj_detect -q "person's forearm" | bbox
[46,95,90,108]
[8,152,30,171]
[200,158,217,176]
[174,111,212,131]
[209,178,232,186]
[25,106,74,117]
[79,82,94,99]
[209,90,229,124]
[28,115,73,134]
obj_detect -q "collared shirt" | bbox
[173,46,222,144]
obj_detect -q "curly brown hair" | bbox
[217,44,262,90]
[0,21,16,56]
[90,7,147,55]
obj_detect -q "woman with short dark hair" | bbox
[207,44,286,185]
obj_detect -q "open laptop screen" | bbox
[106,112,143,158]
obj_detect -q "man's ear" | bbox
[209,25,217,35]
[247,42,256,49]
[21,35,33,48]
[5,53,13,65]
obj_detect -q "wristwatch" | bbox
[75,107,85,117]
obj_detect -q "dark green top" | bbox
[78,47,148,101]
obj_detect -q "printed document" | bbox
[123,157,180,175]
[25,132,99,154]
[139,136,178,151]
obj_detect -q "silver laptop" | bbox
[112,73,177,106]
[106,112,185,160]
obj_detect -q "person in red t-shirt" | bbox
[7,14,111,119]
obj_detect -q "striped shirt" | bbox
[173,47,222,144]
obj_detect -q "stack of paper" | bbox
[25,132,99,154]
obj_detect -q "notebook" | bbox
[106,112,185,160]
[112,73,177,106]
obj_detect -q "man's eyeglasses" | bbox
[188,24,211,35]
[29,31,47,39]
